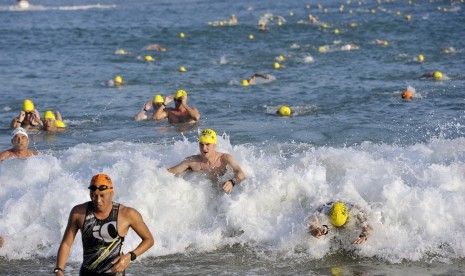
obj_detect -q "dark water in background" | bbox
[1,0,465,275]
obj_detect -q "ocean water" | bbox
[1,0,465,275]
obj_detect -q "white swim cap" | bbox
[12,127,28,139]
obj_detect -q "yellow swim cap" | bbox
[418,54,424,62]
[274,62,281,69]
[249,34,254,40]
[44,110,55,120]
[114,75,123,84]
[278,105,291,116]
[153,94,164,103]
[333,29,340,34]
[329,202,348,227]
[242,79,250,86]
[54,120,66,128]
[144,55,154,62]
[116,49,126,55]
[433,71,443,80]
[278,55,285,61]
[383,41,389,46]
[22,99,34,112]
[180,32,185,38]
[199,129,217,144]
[179,66,186,72]
[175,89,187,99]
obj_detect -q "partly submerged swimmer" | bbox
[421,71,444,80]
[153,89,201,124]
[168,129,245,193]
[340,43,359,51]
[41,110,66,132]
[0,127,39,161]
[245,73,271,85]
[401,90,414,100]
[144,43,166,52]
[134,94,165,121]
[106,75,124,87]
[307,201,372,244]
[11,99,42,130]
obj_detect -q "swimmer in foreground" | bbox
[168,129,245,193]
[153,90,201,124]
[54,174,154,276]
[307,201,372,244]
[134,94,165,121]
[0,127,38,161]
[41,110,66,132]
[401,90,414,100]
[11,99,43,130]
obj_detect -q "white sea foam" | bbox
[1,137,464,263]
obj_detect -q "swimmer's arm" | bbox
[252,73,270,79]
[134,102,151,121]
[307,212,328,238]
[56,206,81,274]
[352,209,372,244]
[0,151,13,161]
[168,159,192,175]
[31,109,43,126]
[11,118,21,129]
[222,154,245,193]
[183,105,201,122]
[56,111,63,122]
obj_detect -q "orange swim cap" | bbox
[401,90,414,100]
[90,173,113,187]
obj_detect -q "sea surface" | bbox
[0,0,465,275]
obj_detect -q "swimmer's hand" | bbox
[223,180,234,193]
[308,225,328,238]
[164,95,174,106]
[110,253,131,273]
[144,101,152,111]
[352,232,369,244]
[19,111,26,122]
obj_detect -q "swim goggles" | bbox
[88,185,113,191]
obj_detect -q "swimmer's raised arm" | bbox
[134,101,152,121]
[168,158,193,175]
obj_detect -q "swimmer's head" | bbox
[278,105,292,116]
[22,99,34,112]
[329,202,348,227]
[44,110,56,120]
[333,29,340,34]
[274,62,281,69]
[114,75,123,84]
[278,55,285,61]
[242,79,250,86]
[249,34,254,40]
[199,129,217,144]
[401,90,414,100]
[89,173,113,192]
[153,94,164,103]
[417,54,424,62]
[144,55,154,62]
[433,71,443,80]
[175,89,187,99]
[179,32,185,38]
[179,66,186,72]
[12,127,28,140]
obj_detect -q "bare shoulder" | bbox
[119,204,142,220]
[184,154,201,162]
[71,203,88,215]
[0,150,13,161]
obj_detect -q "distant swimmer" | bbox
[374,39,389,46]
[107,75,124,87]
[0,128,38,161]
[341,43,359,51]
[277,105,292,116]
[401,90,414,100]
[133,94,165,121]
[54,174,154,276]
[307,201,373,244]
[421,71,443,80]
[258,22,269,31]
[41,110,66,132]
[17,0,30,9]
[247,73,271,85]
[144,43,166,52]
[168,129,246,193]
[11,99,43,130]
[153,89,201,124]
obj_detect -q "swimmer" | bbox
[258,22,270,31]
[307,201,373,244]
[41,110,66,132]
[144,43,166,51]
[11,99,43,130]
[374,39,389,45]
[247,73,271,85]
[54,174,154,276]
[341,43,359,51]
[0,128,38,161]
[153,90,201,124]
[401,90,414,100]
[421,71,443,80]
[168,129,246,193]
[134,94,165,121]
[277,105,292,116]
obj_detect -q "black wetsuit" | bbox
[80,202,125,276]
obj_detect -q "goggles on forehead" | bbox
[88,185,113,192]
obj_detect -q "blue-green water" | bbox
[1,0,465,275]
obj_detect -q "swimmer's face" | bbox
[153,103,163,109]
[199,142,216,158]
[11,133,29,149]
[24,112,33,120]
[90,188,114,211]
[44,119,54,128]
